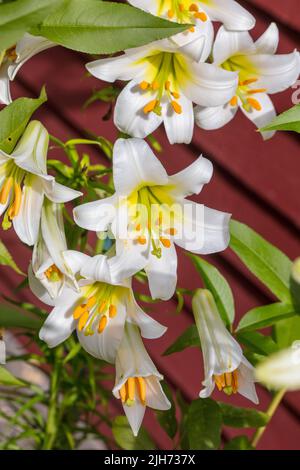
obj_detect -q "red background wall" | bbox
[0,0,299,450]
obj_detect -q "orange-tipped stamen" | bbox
[171,91,180,99]
[136,377,146,406]
[230,95,238,107]
[189,26,195,33]
[189,3,199,12]
[194,11,207,21]
[166,227,177,236]
[78,310,89,331]
[98,300,107,313]
[160,237,171,248]
[137,235,147,245]
[179,3,184,12]
[109,304,117,318]
[171,101,182,114]
[136,223,141,231]
[247,97,262,111]
[232,370,239,393]
[9,181,22,218]
[247,88,267,95]
[73,304,87,320]
[167,9,174,18]
[239,78,258,86]
[139,81,149,90]
[143,100,158,114]
[98,315,107,333]
[127,378,136,401]
[0,177,13,205]
[165,81,171,91]
[152,80,160,91]
[120,383,127,403]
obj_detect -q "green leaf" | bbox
[112,416,156,450]
[237,330,279,356]
[224,436,254,450]
[0,87,47,153]
[186,399,222,450]
[156,381,177,439]
[290,258,300,311]
[163,325,200,356]
[0,366,26,387]
[230,220,292,302]
[190,254,235,325]
[237,302,296,332]
[273,315,300,349]
[0,238,24,275]
[260,105,300,133]
[219,402,269,428]
[34,0,190,54]
[0,303,42,329]
[0,0,59,50]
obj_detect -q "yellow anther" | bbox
[166,227,177,236]
[214,371,239,394]
[45,264,62,282]
[139,81,149,90]
[11,181,22,218]
[214,373,226,391]
[6,46,17,61]
[152,80,160,91]
[189,3,199,12]
[189,26,195,33]
[136,223,141,231]
[230,95,238,107]
[127,377,136,401]
[120,383,127,403]
[109,304,117,318]
[143,99,158,114]
[98,300,107,313]
[239,78,258,86]
[171,101,182,114]
[137,235,147,245]
[194,11,207,21]
[86,296,97,309]
[136,377,146,406]
[78,310,89,331]
[98,315,107,334]
[247,88,267,95]
[179,3,184,12]
[0,177,13,205]
[160,237,171,248]
[73,304,87,320]
[232,369,239,393]
[167,9,174,18]
[171,91,180,99]
[225,372,232,387]
[247,97,262,111]
[165,81,171,91]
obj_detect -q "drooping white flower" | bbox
[192,289,258,403]
[31,200,79,300]
[129,0,255,32]
[31,252,166,363]
[0,329,5,364]
[74,138,230,301]
[195,23,300,140]
[0,33,54,105]
[86,40,238,144]
[0,120,82,246]
[255,341,300,391]
[113,322,170,436]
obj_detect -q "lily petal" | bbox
[202,0,255,31]
[213,26,254,65]
[73,195,117,232]
[127,0,157,14]
[171,20,214,63]
[12,120,48,176]
[194,103,238,130]
[254,23,279,55]
[163,94,194,144]
[43,180,82,203]
[80,254,114,284]
[122,402,146,437]
[0,63,11,104]
[168,155,213,198]
[239,92,276,140]
[62,250,91,275]
[145,242,178,301]
[28,264,55,306]
[126,294,167,339]
[146,376,171,410]
[238,357,259,404]
[109,237,150,282]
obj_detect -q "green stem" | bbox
[251,388,286,448]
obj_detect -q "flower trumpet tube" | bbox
[0,120,82,245]
[74,138,231,301]
[0,33,54,105]
[195,23,300,140]
[31,252,166,363]
[113,322,171,436]
[31,200,79,300]
[192,289,258,403]
[86,41,238,144]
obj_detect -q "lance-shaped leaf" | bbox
[163,325,200,356]
[0,366,26,387]
[0,303,42,330]
[0,87,47,153]
[189,254,235,326]
[224,436,254,450]
[260,105,300,133]
[230,220,292,303]
[112,416,155,450]
[186,399,222,450]
[237,330,279,356]
[34,0,190,54]
[0,239,24,275]
[0,0,59,50]
[156,381,177,439]
[219,402,269,428]
[237,302,296,332]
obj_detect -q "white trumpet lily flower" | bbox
[113,322,171,436]
[0,33,54,105]
[31,200,79,300]
[192,289,258,403]
[31,252,166,363]
[195,23,300,140]
[255,341,300,391]
[86,40,238,144]
[74,138,230,301]
[0,120,82,246]
[129,0,255,32]
[0,329,5,364]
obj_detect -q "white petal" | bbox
[13,175,44,246]
[239,92,276,140]
[201,0,255,31]
[126,292,167,339]
[28,264,55,306]
[254,23,279,55]
[145,243,177,301]
[109,237,149,282]
[146,377,171,410]
[127,0,157,14]
[171,20,214,63]
[77,299,126,363]
[39,288,80,347]
[0,63,11,105]
[12,120,48,176]
[80,254,113,284]
[238,357,259,404]
[73,195,117,232]
[163,94,194,144]
[113,138,168,195]
[122,402,146,437]
[253,51,300,94]
[213,26,254,65]
[62,250,91,274]
[114,81,163,138]
[195,103,238,130]
[43,180,82,203]
[174,201,231,254]
[181,62,238,107]
[168,155,213,198]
